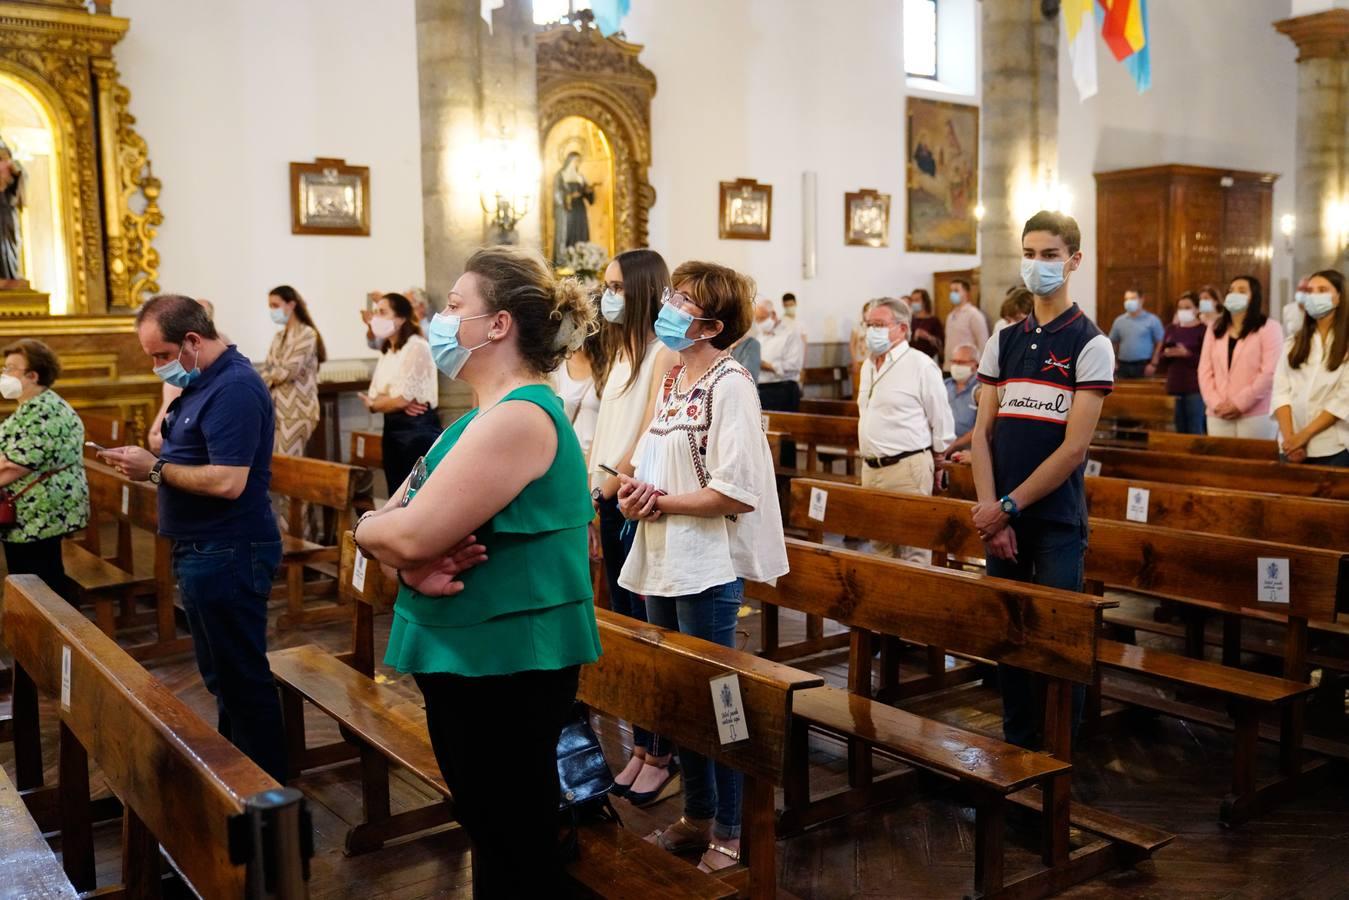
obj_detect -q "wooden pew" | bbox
[271,535,789,897]
[751,540,1175,894]
[1109,377,1168,395]
[3,574,310,897]
[76,409,128,458]
[801,364,851,398]
[798,398,858,417]
[269,453,360,630]
[763,411,859,479]
[349,430,383,470]
[77,460,190,662]
[785,480,1329,823]
[1146,431,1279,460]
[1099,391,1175,430]
[0,765,76,898]
[1087,446,1349,499]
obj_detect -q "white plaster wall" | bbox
[116,0,425,364]
[1056,0,1299,319]
[622,0,981,346]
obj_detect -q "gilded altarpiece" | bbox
[0,1,165,441]
[536,19,656,258]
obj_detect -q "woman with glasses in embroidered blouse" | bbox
[617,261,788,875]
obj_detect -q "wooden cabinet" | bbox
[1094,165,1276,329]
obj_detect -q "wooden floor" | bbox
[3,557,1348,898]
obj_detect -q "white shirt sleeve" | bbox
[781,324,805,382]
[391,337,439,404]
[977,332,1002,383]
[1271,340,1293,413]
[1076,334,1115,390]
[704,373,767,509]
[920,360,956,452]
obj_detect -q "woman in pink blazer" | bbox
[1198,275,1284,439]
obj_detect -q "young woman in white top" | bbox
[553,306,606,457]
[1273,269,1349,467]
[588,249,680,806]
[361,292,439,492]
[618,261,789,874]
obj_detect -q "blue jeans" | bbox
[174,539,287,782]
[645,579,745,839]
[985,519,1087,750]
[597,496,666,755]
[1306,449,1349,467]
[1172,392,1207,434]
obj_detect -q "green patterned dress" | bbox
[0,389,89,543]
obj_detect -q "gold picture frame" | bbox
[718,178,772,241]
[290,157,370,236]
[845,189,891,247]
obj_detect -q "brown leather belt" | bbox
[863,448,929,469]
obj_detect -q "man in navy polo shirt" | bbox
[969,211,1114,750]
[100,294,285,781]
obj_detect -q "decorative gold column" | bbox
[1276,9,1349,274]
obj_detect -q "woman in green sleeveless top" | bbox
[353,247,601,899]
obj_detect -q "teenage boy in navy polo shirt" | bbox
[100,295,286,781]
[969,210,1114,749]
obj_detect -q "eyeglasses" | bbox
[1,364,28,376]
[660,287,715,320]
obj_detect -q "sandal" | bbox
[645,815,712,853]
[697,841,742,874]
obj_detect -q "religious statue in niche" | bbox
[0,136,26,283]
[543,116,616,265]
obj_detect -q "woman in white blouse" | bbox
[553,308,606,457]
[617,261,788,874]
[1273,269,1349,467]
[361,292,440,493]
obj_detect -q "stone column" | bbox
[415,0,539,416]
[1276,9,1349,276]
[979,0,1058,309]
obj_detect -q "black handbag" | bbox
[556,702,619,861]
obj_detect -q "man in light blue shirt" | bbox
[1108,289,1164,378]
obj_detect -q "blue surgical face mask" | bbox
[655,293,717,352]
[270,307,290,326]
[1124,298,1141,314]
[154,342,201,389]
[1294,290,1311,308]
[600,288,625,323]
[1020,258,1067,297]
[948,290,963,305]
[1223,292,1249,314]
[1199,298,1216,315]
[865,326,894,355]
[1303,292,1338,321]
[428,311,492,379]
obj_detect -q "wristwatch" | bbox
[148,458,166,485]
[591,486,604,505]
[998,494,1020,518]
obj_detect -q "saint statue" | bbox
[0,137,26,282]
[552,151,597,263]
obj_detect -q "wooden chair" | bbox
[3,574,310,897]
[269,453,359,630]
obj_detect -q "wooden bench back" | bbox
[2,575,279,898]
[1100,391,1174,425]
[349,430,384,469]
[581,608,822,784]
[761,537,1107,684]
[764,412,858,448]
[77,411,127,458]
[270,453,359,510]
[1087,447,1349,499]
[945,465,1348,552]
[792,479,1345,624]
[1146,431,1278,460]
[801,365,851,396]
[1109,378,1168,395]
[799,399,858,417]
[83,459,158,529]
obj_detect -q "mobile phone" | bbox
[85,441,107,452]
[597,463,621,477]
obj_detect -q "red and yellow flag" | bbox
[1098,0,1146,62]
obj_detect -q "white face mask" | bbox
[949,364,973,382]
[370,316,397,339]
[1176,308,1197,325]
[0,373,22,400]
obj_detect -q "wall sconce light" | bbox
[1012,174,1072,225]
[476,135,539,245]
[1279,213,1295,254]
[1329,200,1349,252]
[973,203,986,221]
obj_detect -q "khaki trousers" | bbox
[860,451,935,565]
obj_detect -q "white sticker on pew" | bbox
[760,414,770,433]
[60,645,71,711]
[110,420,118,441]
[808,487,828,522]
[120,485,129,515]
[1084,460,1102,477]
[710,673,749,745]
[1258,557,1289,604]
[351,551,368,592]
[1125,487,1149,523]
[355,435,365,458]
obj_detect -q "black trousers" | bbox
[382,410,442,496]
[3,534,69,599]
[416,665,580,899]
[757,380,801,412]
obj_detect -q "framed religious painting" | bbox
[290,157,370,236]
[718,178,772,241]
[905,97,978,254]
[845,188,891,247]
